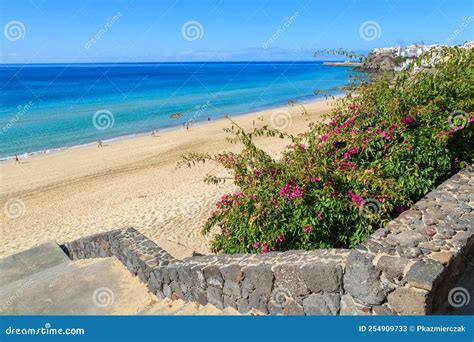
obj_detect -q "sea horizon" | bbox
[0,60,344,65]
[0,61,357,159]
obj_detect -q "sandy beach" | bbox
[0,97,337,259]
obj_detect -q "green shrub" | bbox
[181,47,473,254]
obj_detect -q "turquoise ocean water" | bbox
[0,62,357,159]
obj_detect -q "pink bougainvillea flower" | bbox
[401,115,415,125]
[337,160,357,170]
[347,190,363,207]
[303,226,313,234]
[279,183,291,198]
[279,181,304,200]
[343,146,359,160]
[291,187,304,199]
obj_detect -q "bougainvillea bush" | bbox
[181,47,473,254]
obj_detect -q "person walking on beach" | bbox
[14,154,20,164]
[97,139,103,147]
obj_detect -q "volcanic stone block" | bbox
[273,264,309,297]
[405,260,445,291]
[190,287,208,306]
[387,287,430,315]
[452,231,473,244]
[429,251,454,266]
[398,209,422,224]
[376,256,410,280]
[302,293,340,315]
[396,246,422,258]
[339,294,371,315]
[206,286,224,309]
[168,266,178,282]
[203,265,224,288]
[221,264,243,297]
[242,264,273,297]
[191,265,206,290]
[220,264,243,282]
[344,251,385,305]
[163,283,172,298]
[248,291,268,314]
[237,298,250,313]
[302,262,343,293]
[389,231,427,247]
[160,268,171,284]
[224,294,238,309]
[223,280,241,298]
[177,265,192,287]
[170,280,184,299]
[147,271,162,294]
[284,298,305,316]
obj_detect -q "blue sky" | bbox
[1,0,473,63]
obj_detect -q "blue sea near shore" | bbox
[0,62,357,159]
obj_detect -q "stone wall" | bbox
[61,165,473,315]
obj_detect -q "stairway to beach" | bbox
[0,242,239,315]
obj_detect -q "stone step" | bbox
[0,257,157,315]
[0,243,242,316]
[165,302,199,315]
[195,304,224,315]
[138,300,204,315]
[221,307,241,315]
[0,241,70,287]
[137,299,242,315]
[194,304,241,315]
[149,301,191,315]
